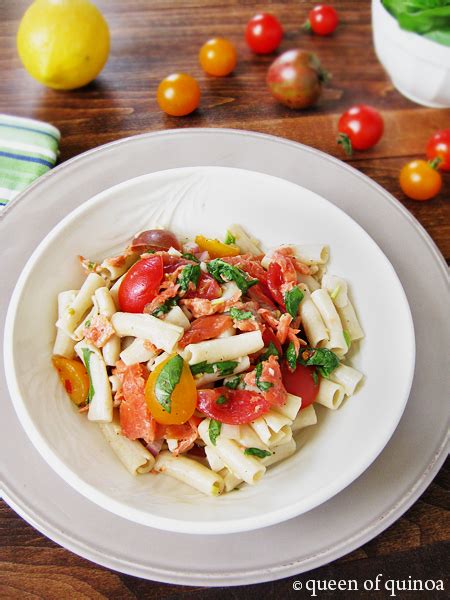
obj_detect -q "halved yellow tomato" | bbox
[195,235,240,258]
[145,354,197,425]
[52,355,89,406]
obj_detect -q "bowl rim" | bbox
[4,165,416,535]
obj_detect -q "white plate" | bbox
[4,166,415,534]
[0,129,448,585]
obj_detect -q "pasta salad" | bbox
[52,225,364,496]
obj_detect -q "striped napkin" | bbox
[0,114,60,208]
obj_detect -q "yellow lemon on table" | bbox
[17,0,110,90]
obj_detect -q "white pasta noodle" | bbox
[321,274,364,341]
[311,289,347,356]
[330,363,363,396]
[111,312,184,353]
[109,272,127,306]
[72,305,98,342]
[217,327,236,339]
[211,281,241,306]
[148,351,169,371]
[94,287,121,366]
[109,374,122,393]
[53,290,77,357]
[56,273,105,335]
[154,451,224,496]
[103,336,121,367]
[261,244,329,268]
[273,393,302,420]
[227,224,262,255]
[205,445,226,471]
[183,330,264,365]
[198,419,266,485]
[75,340,113,422]
[193,356,250,388]
[98,252,139,281]
[292,405,318,432]
[336,301,364,342]
[99,420,155,474]
[263,411,292,433]
[218,467,243,492]
[315,378,345,410]
[262,438,297,467]
[296,273,321,291]
[163,306,191,330]
[250,417,292,448]
[120,338,157,366]
[237,425,271,451]
[321,274,348,308]
[298,285,329,347]
[218,423,240,440]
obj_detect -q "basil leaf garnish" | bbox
[284,286,304,318]
[154,354,184,413]
[207,259,258,294]
[244,447,272,458]
[81,347,95,403]
[209,419,222,446]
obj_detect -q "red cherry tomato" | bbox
[197,388,271,424]
[130,229,181,254]
[118,255,164,313]
[262,327,283,357]
[426,129,450,171]
[179,315,233,348]
[281,362,320,409]
[248,283,277,310]
[306,5,339,36]
[267,262,285,307]
[337,105,384,156]
[245,13,283,55]
[185,272,222,300]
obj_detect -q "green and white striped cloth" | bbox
[0,114,60,208]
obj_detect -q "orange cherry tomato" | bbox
[399,159,442,201]
[145,354,197,425]
[157,73,200,117]
[52,355,89,406]
[195,234,240,258]
[199,37,237,76]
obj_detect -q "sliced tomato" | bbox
[248,282,277,310]
[197,388,271,424]
[267,262,286,307]
[185,272,222,299]
[281,361,319,409]
[162,254,190,274]
[179,314,233,348]
[118,255,164,313]
[262,327,283,356]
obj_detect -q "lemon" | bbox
[17,0,110,90]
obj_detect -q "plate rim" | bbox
[3,164,416,535]
[1,128,448,585]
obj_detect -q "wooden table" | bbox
[1,1,448,597]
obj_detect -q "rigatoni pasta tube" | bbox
[315,379,345,410]
[330,363,363,396]
[262,244,329,268]
[109,272,126,306]
[311,289,347,356]
[53,290,77,358]
[227,224,262,255]
[273,393,302,420]
[154,451,224,496]
[193,356,250,388]
[98,252,139,281]
[75,340,113,422]
[292,405,317,432]
[120,338,157,366]
[99,420,155,475]
[262,438,296,467]
[94,287,121,367]
[163,306,191,330]
[183,331,263,365]
[56,273,105,335]
[337,301,364,342]
[111,312,184,353]
[299,286,329,347]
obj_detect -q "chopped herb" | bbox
[216,394,228,405]
[207,259,258,294]
[190,361,214,376]
[299,347,339,379]
[154,354,184,413]
[88,261,96,271]
[181,252,200,263]
[343,329,351,350]
[286,341,297,371]
[244,447,272,458]
[68,307,75,316]
[190,360,238,377]
[209,419,222,445]
[229,307,253,320]
[312,370,319,385]
[255,361,273,392]
[84,319,91,328]
[259,342,280,362]
[178,264,201,292]
[224,230,236,245]
[81,347,95,403]
[284,286,304,319]
[152,297,178,317]
[330,285,341,301]
[224,376,242,389]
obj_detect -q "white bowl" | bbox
[4,166,415,534]
[372,0,450,108]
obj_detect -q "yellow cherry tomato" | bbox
[399,159,442,201]
[52,355,90,406]
[145,354,197,425]
[156,73,200,117]
[199,37,237,77]
[195,235,240,258]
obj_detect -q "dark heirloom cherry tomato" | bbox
[118,255,164,313]
[245,13,283,55]
[426,129,450,171]
[305,5,339,36]
[337,105,384,156]
[130,229,181,253]
[185,272,222,299]
[281,362,319,409]
[197,388,271,424]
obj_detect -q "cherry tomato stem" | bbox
[426,129,450,171]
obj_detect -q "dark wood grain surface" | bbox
[1,1,449,597]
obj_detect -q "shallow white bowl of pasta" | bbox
[4,166,415,534]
